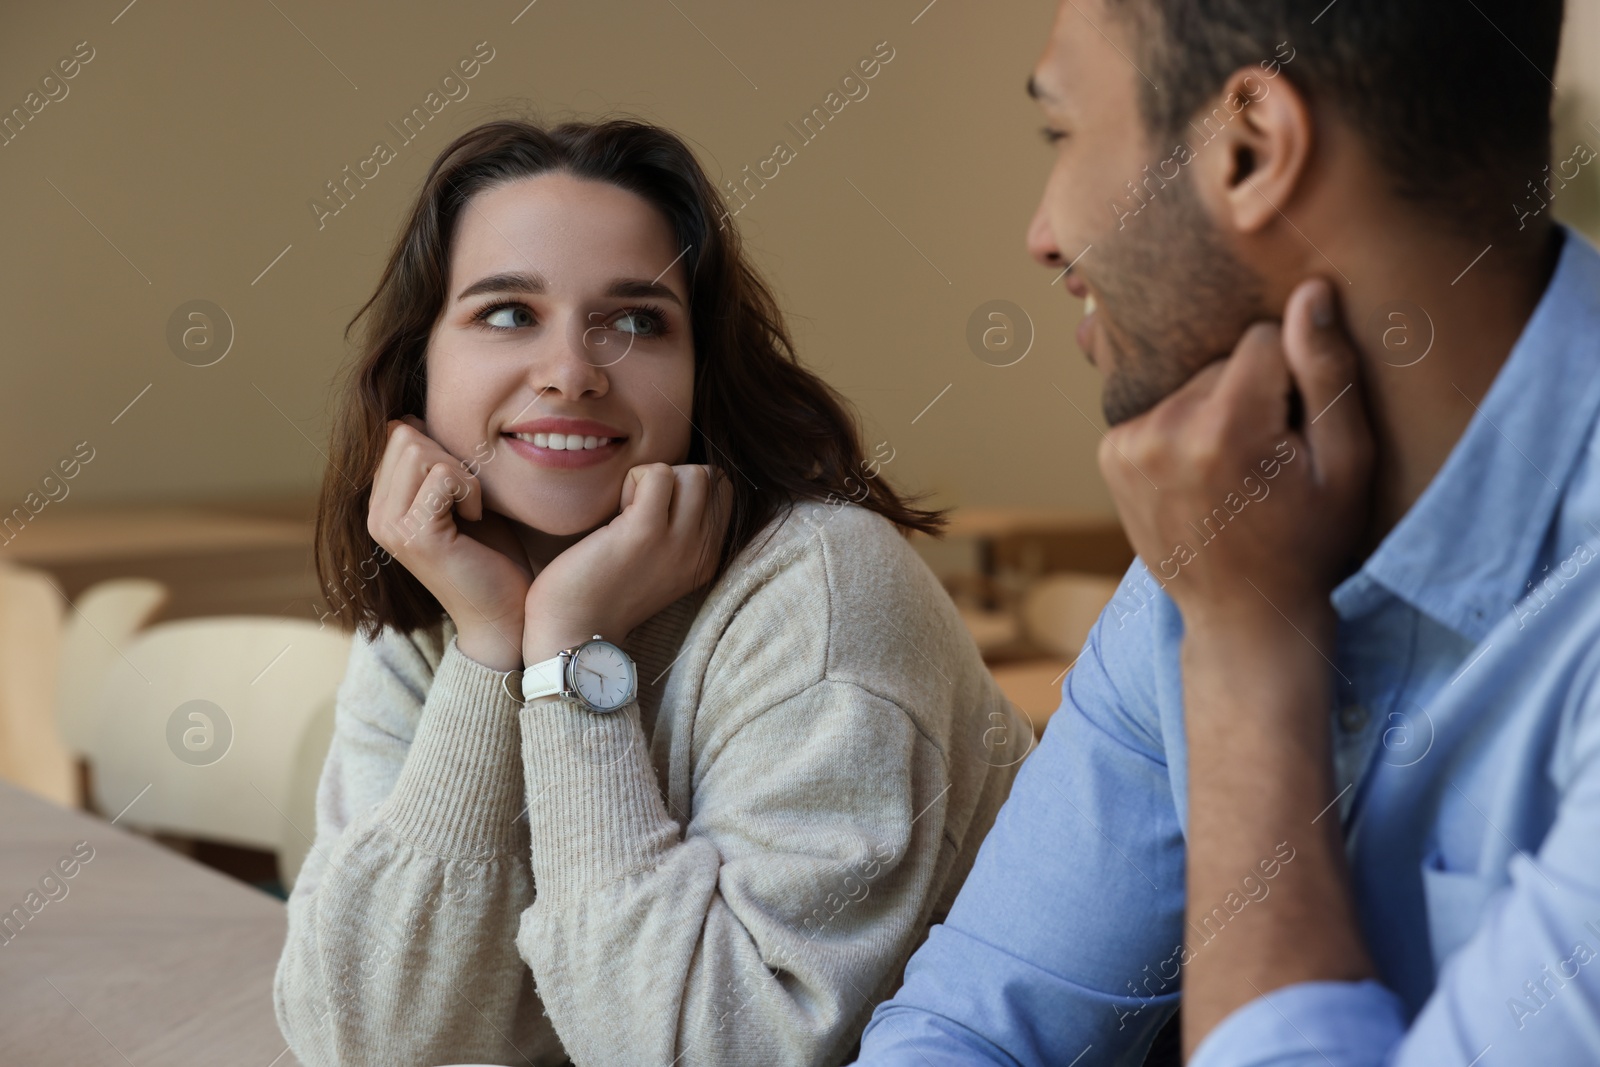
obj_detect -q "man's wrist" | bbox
[1180,599,1339,748]
[1181,596,1335,656]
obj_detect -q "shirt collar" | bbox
[1332,227,1600,641]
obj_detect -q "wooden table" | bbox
[0,781,299,1066]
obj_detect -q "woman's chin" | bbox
[494,490,618,538]
[525,515,609,537]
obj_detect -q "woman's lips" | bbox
[501,432,625,470]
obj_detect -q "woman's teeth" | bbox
[510,432,613,451]
[1084,294,1098,316]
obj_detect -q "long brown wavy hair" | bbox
[315,117,945,638]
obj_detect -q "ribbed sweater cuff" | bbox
[520,699,678,903]
[378,636,526,860]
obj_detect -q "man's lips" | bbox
[1058,268,1099,363]
[1075,292,1099,365]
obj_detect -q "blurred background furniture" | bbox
[913,508,1131,733]
[86,617,351,887]
[0,562,74,806]
[1,501,339,894]
[54,577,170,809]
[990,572,1124,733]
[7,500,321,622]
[0,497,1132,899]
[0,778,301,1067]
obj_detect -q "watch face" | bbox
[569,640,635,712]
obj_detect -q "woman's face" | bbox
[424,172,695,536]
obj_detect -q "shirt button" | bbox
[1338,703,1370,733]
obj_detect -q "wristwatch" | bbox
[521,635,637,713]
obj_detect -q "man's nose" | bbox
[1026,202,1063,268]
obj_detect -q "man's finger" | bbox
[1210,321,1293,430]
[1282,277,1370,488]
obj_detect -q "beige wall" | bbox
[2,0,1597,517]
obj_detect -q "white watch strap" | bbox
[521,654,566,702]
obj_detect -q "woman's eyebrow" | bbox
[606,278,683,306]
[455,271,683,307]
[457,270,545,302]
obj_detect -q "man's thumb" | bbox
[1284,277,1370,488]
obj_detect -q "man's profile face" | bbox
[1027,0,1267,426]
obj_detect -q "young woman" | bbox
[275,118,1025,1067]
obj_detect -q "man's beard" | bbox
[1090,173,1266,426]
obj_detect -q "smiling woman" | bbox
[277,118,1022,1067]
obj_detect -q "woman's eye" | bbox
[613,310,664,337]
[483,304,534,329]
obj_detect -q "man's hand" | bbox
[1099,277,1374,629]
[521,463,731,668]
[1097,277,1381,1058]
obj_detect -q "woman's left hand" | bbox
[522,463,730,666]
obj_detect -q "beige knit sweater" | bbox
[274,502,1023,1067]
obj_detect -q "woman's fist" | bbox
[521,463,731,666]
[367,416,534,669]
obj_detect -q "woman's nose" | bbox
[526,313,614,399]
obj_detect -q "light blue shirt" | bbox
[854,227,1600,1066]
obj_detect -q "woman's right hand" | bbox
[367,416,534,670]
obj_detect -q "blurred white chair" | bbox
[988,573,1122,735]
[0,563,74,805]
[279,693,337,891]
[1018,573,1122,661]
[87,617,351,856]
[55,578,169,767]
[956,605,1021,655]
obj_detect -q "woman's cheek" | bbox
[631,359,695,462]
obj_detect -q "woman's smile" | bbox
[502,415,629,470]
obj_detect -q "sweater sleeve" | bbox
[274,628,567,1067]
[516,678,952,1067]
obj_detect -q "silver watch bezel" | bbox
[560,636,636,713]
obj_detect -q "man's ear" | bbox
[1196,66,1315,236]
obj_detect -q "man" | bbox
[855,1,1600,1064]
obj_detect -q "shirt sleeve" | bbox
[1191,664,1600,1067]
[273,628,566,1067]
[855,565,1190,1066]
[514,677,954,1067]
